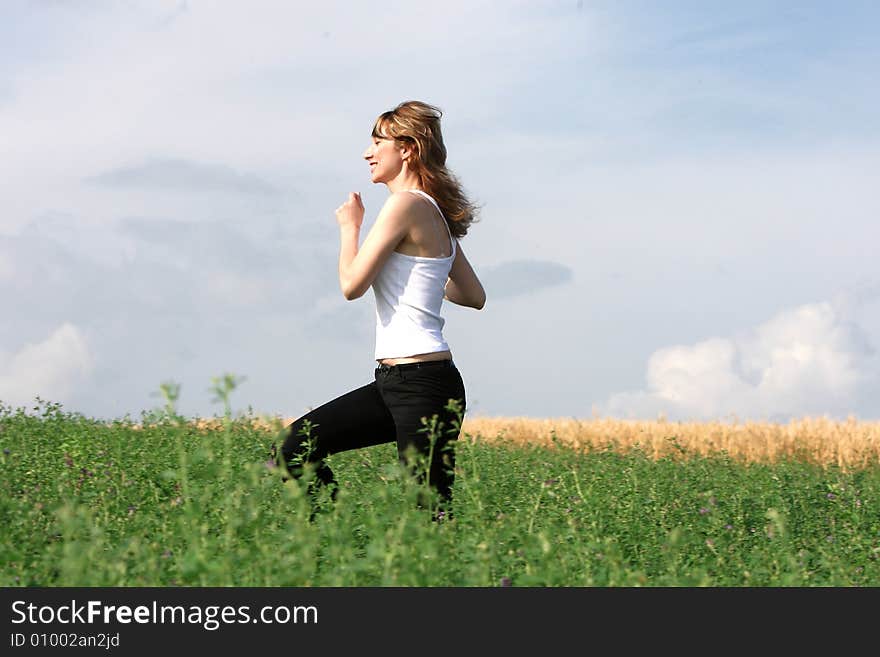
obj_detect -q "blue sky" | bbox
[2,1,879,423]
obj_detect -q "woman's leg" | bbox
[376,363,467,513]
[276,380,396,497]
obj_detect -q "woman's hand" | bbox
[336,192,364,231]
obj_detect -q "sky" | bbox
[2,0,879,424]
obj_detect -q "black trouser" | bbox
[276,359,466,512]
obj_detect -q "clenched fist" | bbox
[335,192,364,230]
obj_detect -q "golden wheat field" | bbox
[172,414,880,470]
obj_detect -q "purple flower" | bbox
[3,449,10,456]
[826,493,836,500]
[500,577,511,587]
[699,507,710,515]
[725,524,733,530]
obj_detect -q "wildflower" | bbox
[500,577,511,587]
[705,539,714,548]
[725,524,733,530]
[699,507,710,515]
[826,493,836,500]
[2,449,9,456]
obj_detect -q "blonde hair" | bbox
[372,100,481,238]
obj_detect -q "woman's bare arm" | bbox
[444,241,485,309]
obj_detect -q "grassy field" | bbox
[2,396,879,586]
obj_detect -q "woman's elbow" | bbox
[340,281,366,301]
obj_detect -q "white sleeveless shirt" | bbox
[371,189,456,360]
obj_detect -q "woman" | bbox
[275,100,485,519]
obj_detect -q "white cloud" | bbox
[0,323,94,408]
[603,301,876,422]
[0,1,601,235]
[2,3,878,421]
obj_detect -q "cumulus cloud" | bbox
[0,323,94,408]
[603,302,877,422]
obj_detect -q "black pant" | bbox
[276,359,466,511]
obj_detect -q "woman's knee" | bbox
[279,417,322,463]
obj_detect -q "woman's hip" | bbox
[375,360,466,410]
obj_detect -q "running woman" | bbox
[275,100,485,519]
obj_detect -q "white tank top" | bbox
[371,189,456,360]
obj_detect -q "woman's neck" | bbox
[385,169,422,194]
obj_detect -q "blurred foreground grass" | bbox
[2,399,879,586]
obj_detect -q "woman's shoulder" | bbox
[380,190,429,217]
[387,189,426,205]
[371,191,424,231]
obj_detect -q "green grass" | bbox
[2,396,879,587]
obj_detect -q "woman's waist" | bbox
[377,350,452,366]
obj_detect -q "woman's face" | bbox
[363,135,408,184]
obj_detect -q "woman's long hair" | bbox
[372,100,481,238]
